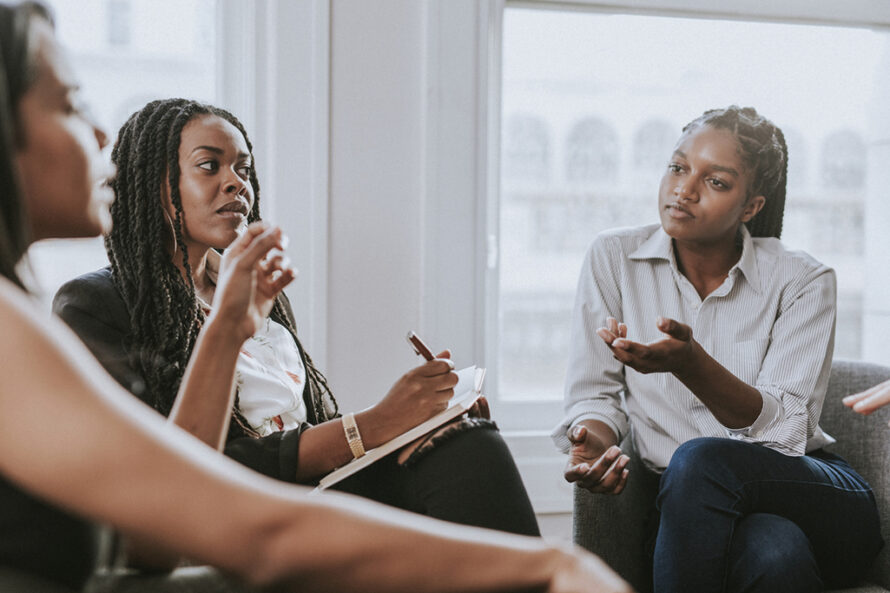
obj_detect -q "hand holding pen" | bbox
[408,331,489,420]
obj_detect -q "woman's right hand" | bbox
[359,350,458,447]
[564,423,629,495]
[549,546,634,593]
[209,222,295,345]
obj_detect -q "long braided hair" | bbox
[681,105,788,239]
[106,98,338,438]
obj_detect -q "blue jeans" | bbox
[653,437,883,593]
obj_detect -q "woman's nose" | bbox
[224,172,248,195]
[674,181,697,201]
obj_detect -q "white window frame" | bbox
[423,0,890,513]
[217,0,331,366]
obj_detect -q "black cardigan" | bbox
[53,267,325,483]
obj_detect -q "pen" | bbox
[406,331,435,361]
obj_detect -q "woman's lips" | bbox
[666,203,694,219]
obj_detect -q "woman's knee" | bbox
[658,438,739,504]
[727,513,822,593]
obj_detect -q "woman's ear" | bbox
[740,194,766,223]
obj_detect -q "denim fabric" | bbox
[653,437,883,593]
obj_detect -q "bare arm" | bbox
[0,280,630,593]
[168,223,294,450]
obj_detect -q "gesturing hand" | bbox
[843,378,890,424]
[210,222,296,343]
[597,316,695,375]
[563,425,629,495]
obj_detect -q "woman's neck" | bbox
[672,235,742,300]
[173,244,215,304]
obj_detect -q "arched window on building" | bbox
[502,114,550,184]
[633,118,675,174]
[821,129,866,190]
[565,117,619,184]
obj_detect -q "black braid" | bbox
[681,105,788,238]
[107,98,338,440]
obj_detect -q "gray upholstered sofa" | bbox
[573,359,890,593]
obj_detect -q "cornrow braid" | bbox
[681,105,788,238]
[106,98,338,440]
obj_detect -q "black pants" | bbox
[334,424,540,536]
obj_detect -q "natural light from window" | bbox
[498,7,885,406]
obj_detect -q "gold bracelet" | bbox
[342,413,366,459]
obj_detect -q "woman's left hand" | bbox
[597,316,695,375]
[468,395,490,419]
[210,222,296,343]
[843,379,890,421]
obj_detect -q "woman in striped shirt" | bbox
[555,106,882,592]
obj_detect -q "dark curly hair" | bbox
[681,105,788,239]
[106,98,338,438]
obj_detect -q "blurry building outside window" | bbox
[498,8,883,420]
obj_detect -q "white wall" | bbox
[327,1,430,409]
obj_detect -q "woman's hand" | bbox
[563,423,629,495]
[597,316,695,375]
[359,350,458,447]
[209,222,295,344]
[843,379,890,422]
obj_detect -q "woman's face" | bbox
[170,114,254,254]
[14,19,112,241]
[658,125,764,246]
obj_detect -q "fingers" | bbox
[610,338,648,361]
[575,449,630,493]
[239,226,288,270]
[224,221,269,257]
[564,445,629,494]
[657,316,692,342]
[417,358,455,376]
[475,395,491,419]
[435,349,452,360]
[598,317,629,345]
[568,424,587,445]
[844,381,890,415]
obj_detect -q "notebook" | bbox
[315,366,486,490]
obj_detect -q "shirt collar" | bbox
[629,224,762,294]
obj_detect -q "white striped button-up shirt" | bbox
[552,223,836,472]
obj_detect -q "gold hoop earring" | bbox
[163,210,178,255]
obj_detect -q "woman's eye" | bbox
[237,165,252,177]
[667,163,683,174]
[709,178,728,190]
[198,160,219,172]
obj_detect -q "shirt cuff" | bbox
[724,390,780,439]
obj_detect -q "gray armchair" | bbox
[573,359,890,593]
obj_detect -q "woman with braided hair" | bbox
[0,2,631,591]
[554,106,882,592]
[53,96,540,548]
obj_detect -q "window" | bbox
[27,0,218,305]
[496,6,886,422]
